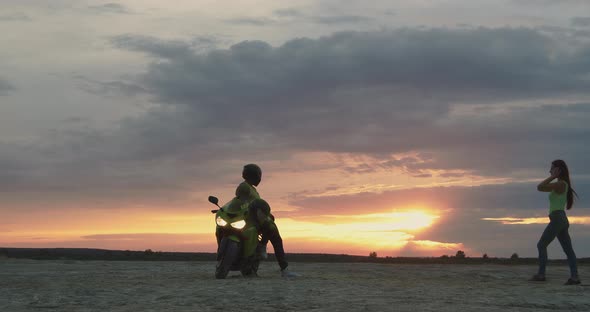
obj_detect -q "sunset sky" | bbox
[2,0,590,258]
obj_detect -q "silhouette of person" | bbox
[530,159,580,285]
[225,164,298,277]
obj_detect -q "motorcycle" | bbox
[208,195,261,279]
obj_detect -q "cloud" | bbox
[4,27,590,202]
[87,3,131,14]
[234,10,374,26]
[273,8,303,18]
[225,17,277,26]
[311,15,374,25]
[572,29,590,38]
[112,28,590,171]
[571,17,590,27]
[341,154,433,175]
[110,34,194,59]
[383,10,396,16]
[0,78,15,95]
[126,28,590,104]
[0,12,31,21]
[75,75,147,97]
[397,240,464,257]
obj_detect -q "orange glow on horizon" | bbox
[0,207,456,256]
[273,209,446,255]
[0,210,214,244]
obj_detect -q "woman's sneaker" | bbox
[564,278,581,285]
[529,274,546,282]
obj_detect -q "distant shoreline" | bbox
[2,247,589,265]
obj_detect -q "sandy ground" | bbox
[1,260,589,312]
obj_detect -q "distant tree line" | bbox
[1,248,589,265]
[0,248,216,261]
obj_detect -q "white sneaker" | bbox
[281,269,300,278]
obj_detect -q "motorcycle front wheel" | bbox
[215,239,239,279]
[240,257,260,277]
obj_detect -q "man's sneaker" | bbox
[281,268,300,278]
[257,245,268,260]
[564,278,581,285]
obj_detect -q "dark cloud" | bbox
[537,25,570,35]
[75,75,147,97]
[110,35,222,58]
[110,34,194,59]
[571,17,590,27]
[128,28,590,105]
[0,12,31,21]
[311,15,374,25]
[235,11,373,26]
[108,28,590,174]
[225,17,276,26]
[0,110,239,199]
[0,78,15,95]
[87,3,131,14]
[534,25,590,40]
[4,27,590,200]
[572,29,590,38]
[273,8,303,18]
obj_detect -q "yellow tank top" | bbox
[549,181,568,213]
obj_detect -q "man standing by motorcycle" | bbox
[235,164,298,278]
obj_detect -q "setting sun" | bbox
[326,210,440,231]
[273,209,444,255]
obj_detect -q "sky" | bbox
[2,0,590,258]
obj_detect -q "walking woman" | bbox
[531,159,581,285]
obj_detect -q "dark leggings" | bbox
[260,221,289,270]
[537,210,578,277]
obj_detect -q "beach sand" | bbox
[1,259,589,311]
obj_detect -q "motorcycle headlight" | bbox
[230,220,246,230]
[216,216,228,226]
